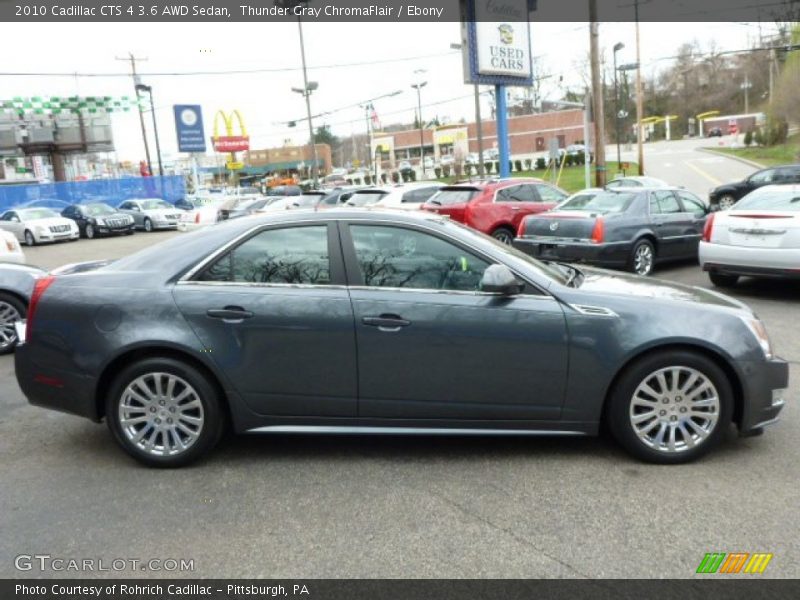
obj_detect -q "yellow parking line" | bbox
[684,161,722,186]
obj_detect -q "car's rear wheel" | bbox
[491,227,515,245]
[709,272,739,288]
[629,239,655,276]
[607,350,732,464]
[143,218,153,232]
[106,358,225,468]
[85,224,95,239]
[0,293,25,355]
[23,230,35,247]
[717,195,737,211]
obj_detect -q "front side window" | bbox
[677,192,707,216]
[349,225,490,292]
[749,169,775,184]
[197,226,330,285]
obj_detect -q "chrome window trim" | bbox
[177,280,347,291]
[346,284,556,300]
[177,215,555,297]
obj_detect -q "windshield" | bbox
[20,208,59,219]
[428,188,480,206]
[562,192,636,213]
[83,203,116,216]
[140,199,171,210]
[736,189,800,211]
[348,192,388,206]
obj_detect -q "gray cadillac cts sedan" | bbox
[14,209,788,467]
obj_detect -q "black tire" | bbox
[106,357,225,468]
[23,230,36,247]
[0,292,26,355]
[143,218,153,232]
[491,227,515,245]
[709,272,739,288]
[607,350,733,464]
[125,230,135,236]
[84,223,95,239]
[717,194,737,211]
[628,238,656,276]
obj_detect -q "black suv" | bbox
[708,164,800,210]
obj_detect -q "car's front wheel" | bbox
[717,194,737,211]
[143,217,153,232]
[23,230,36,247]
[0,292,25,355]
[106,358,225,467]
[85,223,95,239]
[607,350,732,464]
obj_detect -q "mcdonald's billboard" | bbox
[212,110,249,153]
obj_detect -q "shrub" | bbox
[443,165,451,177]
[508,161,513,173]
[754,128,764,146]
[535,157,546,170]
[514,160,523,172]
[409,170,417,182]
[524,158,532,170]
[744,130,753,147]
[484,162,493,175]
[363,175,371,185]
[434,167,442,179]
[381,173,389,184]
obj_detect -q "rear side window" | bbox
[429,188,479,205]
[197,226,330,284]
[535,184,567,203]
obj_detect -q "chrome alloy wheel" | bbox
[118,372,205,456]
[629,366,720,454]
[633,243,654,275]
[0,300,21,350]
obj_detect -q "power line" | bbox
[0,51,460,78]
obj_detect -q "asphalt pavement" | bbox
[1,160,798,579]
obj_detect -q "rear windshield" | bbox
[564,192,636,213]
[558,192,598,210]
[428,188,480,206]
[348,192,387,206]
[736,189,800,211]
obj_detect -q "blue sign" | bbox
[173,105,206,153]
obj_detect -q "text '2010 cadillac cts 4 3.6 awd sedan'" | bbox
[14,209,788,467]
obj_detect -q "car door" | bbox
[0,211,23,240]
[119,201,143,227]
[675,191,709,257]
[172,222,358,418]
[649,190,689,259]
[340,221,568,422]
[744,168,777,196]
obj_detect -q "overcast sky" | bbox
[0,20,778,163]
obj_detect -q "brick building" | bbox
[245,143,332,176]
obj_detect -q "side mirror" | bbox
[480,264,524,295]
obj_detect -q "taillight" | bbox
[702,212,716,242]
[26,275,56,340]
[195,212,201,224]
[590,217,605,244]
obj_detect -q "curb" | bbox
[697,147,765,170]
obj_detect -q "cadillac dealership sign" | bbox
[461,0,534,86]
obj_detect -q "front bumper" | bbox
[738,358,789,434]
[35,231,79,243]
[513,237,631,267]
[96,223,135,236]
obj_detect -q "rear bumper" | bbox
[700,242,800,278]
[513,237,631,267]
[738,358,789,434]
[14,338,100,422]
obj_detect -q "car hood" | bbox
[574,266,750,313]
[25,217,76,228]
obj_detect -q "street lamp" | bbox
[612,42,624,175]
[291,78,319,188]
[135,83,163,178]
[358,90,402,180]
[618,62,640,169]
[411,78,428,177]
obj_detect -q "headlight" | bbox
[741,316,773,359]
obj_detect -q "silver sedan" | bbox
[117,198,183,232]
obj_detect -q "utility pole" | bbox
[116,53,152,176]
[297,18,319,188]
[740,74,752,113]
[589,1,606,187]
[634,0,645,175]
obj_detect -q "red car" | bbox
[421,179,568,244]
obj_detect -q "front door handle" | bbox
[362,314,410,331]
[207,306,254,321]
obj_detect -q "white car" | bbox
[0,207,79,246]
[372,183,445,211]
[177,196,226,232]
[606,176,670,189]
[345,188,393,207]
[699,184,800,287]
[0,230,25,264]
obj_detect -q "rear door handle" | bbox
[362,314,410,331]
[207,306,254,321]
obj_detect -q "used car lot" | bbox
[0,230,797,577]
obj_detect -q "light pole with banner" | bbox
[459,0,536,179]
